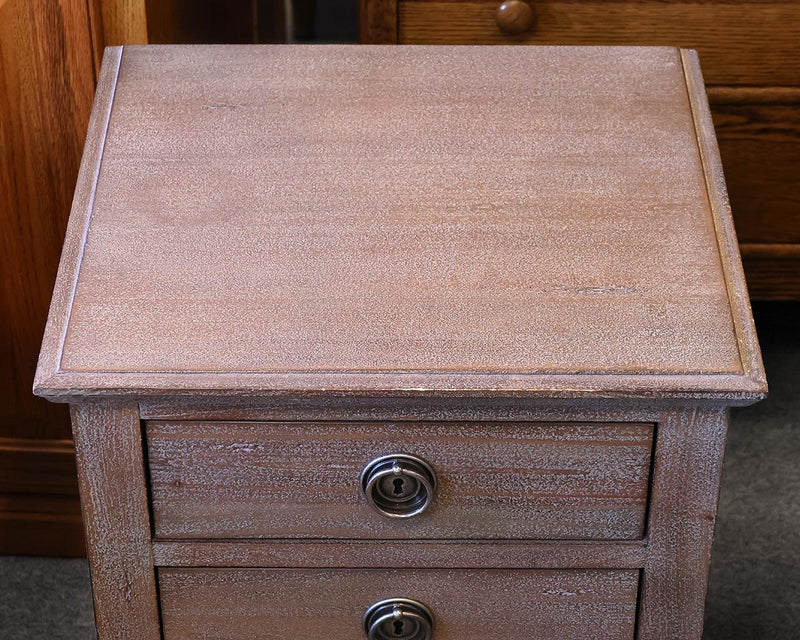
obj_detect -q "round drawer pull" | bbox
[495,0,535,35]
[363,598,434,640]
[360,454,437,518]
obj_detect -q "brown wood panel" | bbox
[398,0,800,86]
[0,438,78,496]
[159,568,640,640]
[33,45,765,401]
[153,539,648,568]
[147,420,653,540]
[139,397,666,421]
[0,0,101,556]
[638,408,728,639]
[0,438,84,555]
[72,403,160,640]
[360,0,398,43]
[0,0,96,441]
[711,100,800,245]
[741,244,800,300]
[145,0,259,45]
[0,499,84,557]
[93,0,148,45]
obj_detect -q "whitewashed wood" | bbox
[158,568,640,640]
[138,396,714,421]
[147,420,653,540]
[71,402,161,640]
[638,408,728,639]
[33,46,122,391]
[152,539,648,568]
[32,45,765,403]
[680,49,766,389]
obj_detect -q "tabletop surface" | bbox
[34,45,765,401]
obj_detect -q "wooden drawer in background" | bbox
[147,421,654,540]
[159,568,640,640]
[397,0,800,86]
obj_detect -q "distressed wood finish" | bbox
[397,0,800,86]
[638,408,729,639]
[70,403,161,640]
[148,421,653,540]
[34,45,766,640]
[159,568,640,640]
[367,0,800,298]
[153,539,648,568]
[33,45,765,401]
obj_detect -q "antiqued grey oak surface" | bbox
[33,45,765,640]
[158,568,640,640]
[147,421,653,540]
[33,45,764,401]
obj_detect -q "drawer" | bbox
[147,421,653,540]
[159,568,640,640]
[398,0,800,86]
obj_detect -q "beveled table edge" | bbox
[32,45,767,404]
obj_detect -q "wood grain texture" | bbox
[33,45,765,401]
[0,0,96,440]
[638,408,728,639]
[159,568,639,640]
[96,0,148,45]
[140,396,667,421]
[397,0,800,86]
[34,46,122,398]
[71,403,160,640]
[681,50,766,394]
[147,420,653,540]
[359,0,397,43]
[153,539,648,568]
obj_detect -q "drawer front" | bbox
[147,421,653,540]
[159,568,640,640]
[398,0,800,86]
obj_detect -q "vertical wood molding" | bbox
[638,408,729,639]
[71,403,161,639]
[98,0,148,46]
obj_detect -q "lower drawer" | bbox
[159,568,639,640]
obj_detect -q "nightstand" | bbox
[35,45,766,640]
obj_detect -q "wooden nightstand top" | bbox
[34,45,765,401]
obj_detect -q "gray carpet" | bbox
[1,301,797,639]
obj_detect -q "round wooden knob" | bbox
[495,0,535,35]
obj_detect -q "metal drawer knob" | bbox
[363,598,434,640]
[360,454,437,518]
[495,0,535,35]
